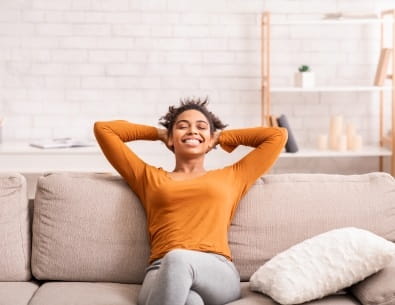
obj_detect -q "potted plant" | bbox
[295,65,315,88]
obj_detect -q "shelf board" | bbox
[270,86,393,93]
[271,19,393,25]
[280,146,392,158]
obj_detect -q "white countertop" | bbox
[0,141,391,173]
[0,142,114,172]
[0,142,100,154]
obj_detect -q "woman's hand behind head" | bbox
[157,128,174,152]
[206,131,221,153]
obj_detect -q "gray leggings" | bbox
[137,249,241,305]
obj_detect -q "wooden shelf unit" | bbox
[261,10,395,175]
[280,146,392,158]
[379,9,395,175]
[271,86,393,92]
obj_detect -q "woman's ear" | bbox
[209,136,215,148]
[167,135,173,147]
[208,131,221,152]
[205,135,216,153]
[167,135,175,152]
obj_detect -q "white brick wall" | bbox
[0,0,393,173]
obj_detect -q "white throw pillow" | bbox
[250,227,395,305]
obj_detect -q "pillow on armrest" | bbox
[350,259,395,305]
[250,227,395,305]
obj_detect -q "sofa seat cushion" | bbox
[225,282,276,304]
[0,173,31,281]
[301,295,361,305]
[0,281,40,305]
[225,283,361,305]
[32,173,150,284]
[28,282,140,305]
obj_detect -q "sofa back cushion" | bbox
[0,173,31,281]
[229,172,395,281]
[31,172,150,284]
[31,172,395,284]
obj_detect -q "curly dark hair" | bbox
[159,97,227,135]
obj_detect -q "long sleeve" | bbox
[219,127,287,190]
[93,120,159,192]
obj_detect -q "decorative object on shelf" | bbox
[329,115,343,150]
[337,135,347,151]
[374,48,391,86]
[328,116,363,151]
[277,114,299,153]
[295,65,315,88]
[346,123,363,151]
[346,123,356,148]
[317,134,328,150]
[351,135,363,151]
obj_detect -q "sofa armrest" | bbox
[350,259,395,305]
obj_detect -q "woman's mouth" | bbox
[182,138,203,146]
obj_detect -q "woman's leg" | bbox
[186,290,204,305]
[137,260,205,305]
[138,268,204,305]
[138,267,158,305]
[138,249,241,305]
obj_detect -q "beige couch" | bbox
[1,171,394,305]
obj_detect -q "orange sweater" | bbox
[94,121,287,262]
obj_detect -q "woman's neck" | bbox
[173,157,206,174]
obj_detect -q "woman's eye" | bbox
[198,125,207,130]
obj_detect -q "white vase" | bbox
[294,71,315,88]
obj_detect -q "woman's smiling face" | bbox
[168,109,213,156]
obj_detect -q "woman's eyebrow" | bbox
[175,119,208,125]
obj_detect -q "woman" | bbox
[94,98,287,305]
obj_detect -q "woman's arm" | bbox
[219,127,287,188]
[93,120,160,186]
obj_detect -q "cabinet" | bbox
[261,10,395,175]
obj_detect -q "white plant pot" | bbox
[295,71,315,88]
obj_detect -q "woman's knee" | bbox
[185,290,204,305]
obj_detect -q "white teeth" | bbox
[184,139,200,144]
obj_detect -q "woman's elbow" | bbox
[94,121,104,129]
[278,127,288,146]
[93,121,108,139]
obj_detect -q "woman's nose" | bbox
[187,127,198,134]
